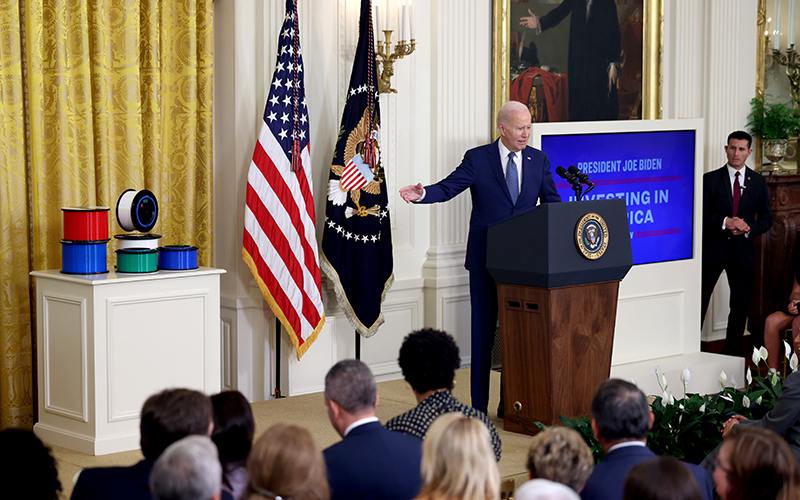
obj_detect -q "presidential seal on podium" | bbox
[576,212,609,260]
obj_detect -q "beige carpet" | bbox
[51,369,532,499]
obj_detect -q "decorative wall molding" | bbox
[42,294,88,423]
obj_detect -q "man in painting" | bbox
[519,0,621,121]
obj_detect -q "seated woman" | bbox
[524,427,593,493]
[623,456,703,500]
[415,413,499,500]
[713,426,800,500]
[765,275,800,371]
[246,423,329,500]
[211,390,255,500]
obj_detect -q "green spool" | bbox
[116,247,158,273]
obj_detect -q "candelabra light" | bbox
[773,45,800,109]
[376,30,416,94]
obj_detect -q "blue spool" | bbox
[158,245,199,270]
[61,239,109,274]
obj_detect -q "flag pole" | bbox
[355,331,361,360]
[275,318,282,398]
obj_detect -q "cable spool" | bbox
[158,245,198,270]
[116,189,158,232]
[62,206,110,241]
[61,239,110,274]
[116,248,158,273]
[114,233,162,251]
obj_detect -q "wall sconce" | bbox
[375,0,416,94]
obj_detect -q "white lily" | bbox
[669,392,675,405]
[681,367,691,385]
[786,340,794,360]
[731,375,738,390]
[772,371,780,386]
[719,370,728,390]
[663,390,670,404]
[761,346,770,362]
[757,396,763,405]
[699,403,706,412]
[746,367,753,386]
[662,374,669,391]
[792,353,799,372]
[743,395,751,408]
[720,393,734,402]
[753,346,762,365]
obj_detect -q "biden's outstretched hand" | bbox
[400,183,424,203]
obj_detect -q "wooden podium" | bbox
[487,199,633,434]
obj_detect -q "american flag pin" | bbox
[527,156,531,160]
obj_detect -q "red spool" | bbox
[62,207,110,241]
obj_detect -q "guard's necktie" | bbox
[507,152,519,204]
[732,171,741,217]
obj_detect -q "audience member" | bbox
[415,413,499,500]
[211,391,255,500]
[713,426,800,500]
[704,370,800,468]
[150,435,222,500]
[245,423,329,500]
[0,428,62,500]
[323,359,423,500]
[525,427,593,492]
[385,328,502,460]
[71,388,219,500]
[623,456,702,500]
[764,275,800,370]
[579,379,713,500]
[515,480,581,500]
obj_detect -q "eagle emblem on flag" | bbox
[327,109,384,219]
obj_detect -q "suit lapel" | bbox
[718,166,734,215]
[517,146,537,206]
[737,167,756,210]
[489,140,514,203]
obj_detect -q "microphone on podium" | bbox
[568,165,594,187]
[555,166,581,187]
[556,165,583,200]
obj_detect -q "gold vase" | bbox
[764,139,788,169]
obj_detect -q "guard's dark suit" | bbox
[701,165,772,355]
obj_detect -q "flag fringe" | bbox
[319,250,394,338]
[242,247,325,360]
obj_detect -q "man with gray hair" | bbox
[579,379,713,500]
[150,435,222,500]
[323,359,423,500]
[400,100,561,415]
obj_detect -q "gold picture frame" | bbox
[492,0,663,138]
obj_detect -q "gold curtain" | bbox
[0,0,213,429]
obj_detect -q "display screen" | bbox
[541,130,696,265]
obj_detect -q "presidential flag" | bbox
[320,0,393,338]
[243,0,325,359]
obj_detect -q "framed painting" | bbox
[492,0,662,132]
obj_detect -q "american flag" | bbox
[242,0,324,359]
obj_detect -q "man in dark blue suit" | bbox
[323,359,423,500]
[580,379,714,500]
[400,101,561,414]
[71,388,227,500]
